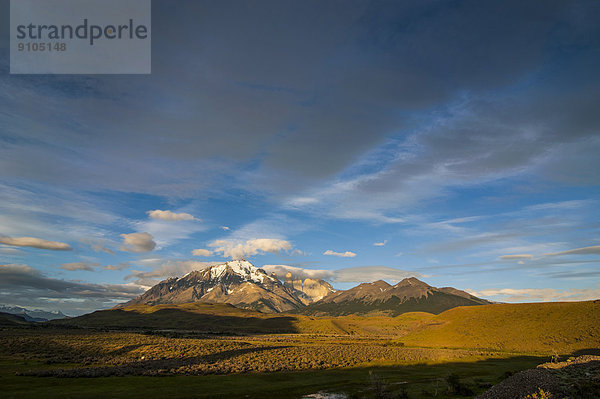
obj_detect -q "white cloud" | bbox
[545,245,600,256]
[147,209,199,222]
[470,286,600,302]
[120,233,156,253]
[61,262,100,271]
[373,240,387,247]
[125,260,220,286]
[499,254,534,260]
[209,238,292,259]
[334,266,425,283]
[104,262,129,271]
[323,249,356,258]
[262,264,334,280]
[0,236,72,251]
[192,248,213,257]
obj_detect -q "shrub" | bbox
[446,373,474,396]
[523,388,553,399]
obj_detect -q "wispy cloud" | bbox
[469,286,600,302]
[545,245,600,256]
[191,248,213,257]
[61,262,100,271]
[0,236,72,251]
[373,240,387,247]
[323,250,356,258]
[499,254,534,260]
[262,264,333,280]
[262,264,423,284]
[104,262,129,271]
[125,260,220,286]
[147,210,199,222]
[81,238,115,255]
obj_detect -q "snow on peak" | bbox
[209,260,274,284]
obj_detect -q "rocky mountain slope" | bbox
[283,272,335,304]
[296,277,491,316]
[123,260,332,313]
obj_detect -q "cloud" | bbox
[333,266,424,283]
[104,262,129,271]
[81,238,115,255]
[545,245,600,256]
[262,264,334,280]
[0,264,145,315]
[209,238,292,260]
[0,236,72,251]
[373,240,387,247]
[120,233,156,253]
[192,248,213,257]
[323,250,356,258]
[470,287,600,302]
[125,260,220,286]
[147,209,199,222]
[262,264,424,285]
[61,262,100,271]
[499,254,534,260]
[220,226,230,231]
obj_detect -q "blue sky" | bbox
[1,0,599,315]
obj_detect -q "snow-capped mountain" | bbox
[123,260,331,313]
[0,305,68,322]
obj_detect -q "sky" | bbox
[1,0,599,315]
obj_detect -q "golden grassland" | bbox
[58,300,600,354]
[1,300,598,398]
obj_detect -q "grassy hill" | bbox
[397,300,600,353]
[0,312,32,327]
[53,300,600,354]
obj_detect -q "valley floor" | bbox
[0,327,570,399]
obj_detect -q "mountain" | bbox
[296,277,491,316]
[123,260,331,313]
[283,272,335,304]
[0,305,68,322]
[123,261,489,316]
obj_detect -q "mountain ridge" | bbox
[123,260,490,316]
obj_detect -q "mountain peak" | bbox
[208,259,272,284]
[394,277,430,288]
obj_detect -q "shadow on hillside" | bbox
[571,348,600,356]
[53,308,300,335]
[20,345,293,377]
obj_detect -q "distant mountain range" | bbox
[124,260,490,315]
[0,305,68,322]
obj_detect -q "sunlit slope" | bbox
[398,300,600,353]
[53,302,432,336]
[53,301,600,354]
